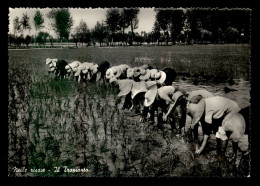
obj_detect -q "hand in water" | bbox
[163,114,168,121]
[195,148,202,155]
[228,153,237,162]
[195,144,202,155]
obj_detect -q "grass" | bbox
[8,44,250,177]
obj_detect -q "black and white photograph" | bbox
[8,7,251,178]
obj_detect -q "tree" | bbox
[16,34,24,47]
[33,10,45,46]
[74,20,91,47]
[13,16,21,36]
[8,34,16,47]
[106,8,121,46]
[118,9,130,45]
[152,21,161,45]
[20,13,31,34]
[199,29,212,44]
[47,8,73,42]
[134,32,143,45]
[71,33,79,48]
[33,10,44,35]
[49,35,54,47]
[155,9,172,45]
[91,21,109,47]
[24,35,32,47]
[36,32,49,47]
[123,8,140,45]
[225,26,239,43]
[181,17,191,44]
[170,9,185,44]
[186,8,206,44]
[144,32,153,45]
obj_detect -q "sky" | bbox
[8,8,156,37]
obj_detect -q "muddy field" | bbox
[8,44,251,177]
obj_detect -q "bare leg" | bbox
[192,123,200,150]
[216,138,222,155]
[193,123,199,142]
[228,141,239,161]
[115,97,121,107]
[122,93,132,110]
[223,140,229,153]
[232,141,238,156]
[140,107,149,122]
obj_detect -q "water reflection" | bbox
[173,78,250,108]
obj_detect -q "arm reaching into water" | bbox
[195,134,209,155]
[163,103,174,121]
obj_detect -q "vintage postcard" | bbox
[8,8,251,178]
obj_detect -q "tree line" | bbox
[8,8,250,48]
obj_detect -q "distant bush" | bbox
[36,31,49,47]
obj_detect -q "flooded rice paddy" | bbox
[8,45,251,177]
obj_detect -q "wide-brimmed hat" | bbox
[65,65,72,72]
[118,64,129,72]
[66,61,81,71]
[155,71,167,84]
[158,86,175,103]
[106,67,114,79]
[46,58,56,65]
[133,67,141,77]
[49,66,56,72]
[117,79,135,97]
[150,69,159,79]
[187,98,205,128]
[82,66,90,74]
[144,84,158,107]
[48,58,57,65]
[139,69,151,81]
[46,58,51,64]
[74,63,89,76]
[49,62,56,68]
[140,64,149,69]
[109,77,117,84]
[71,61,81,67]
[72,66,79,73]
[131,81,148,99]
[188,89,214,103]
[113,66,123,78]
[127,68,134,78]
[89,63,99,74]
[144,82,157,107]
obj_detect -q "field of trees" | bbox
[8,44,250,177]
[8,8,250,48]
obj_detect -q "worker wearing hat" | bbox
[157,86,187,132]
[187,96,248,156]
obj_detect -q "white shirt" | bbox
[204,96,241,124]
